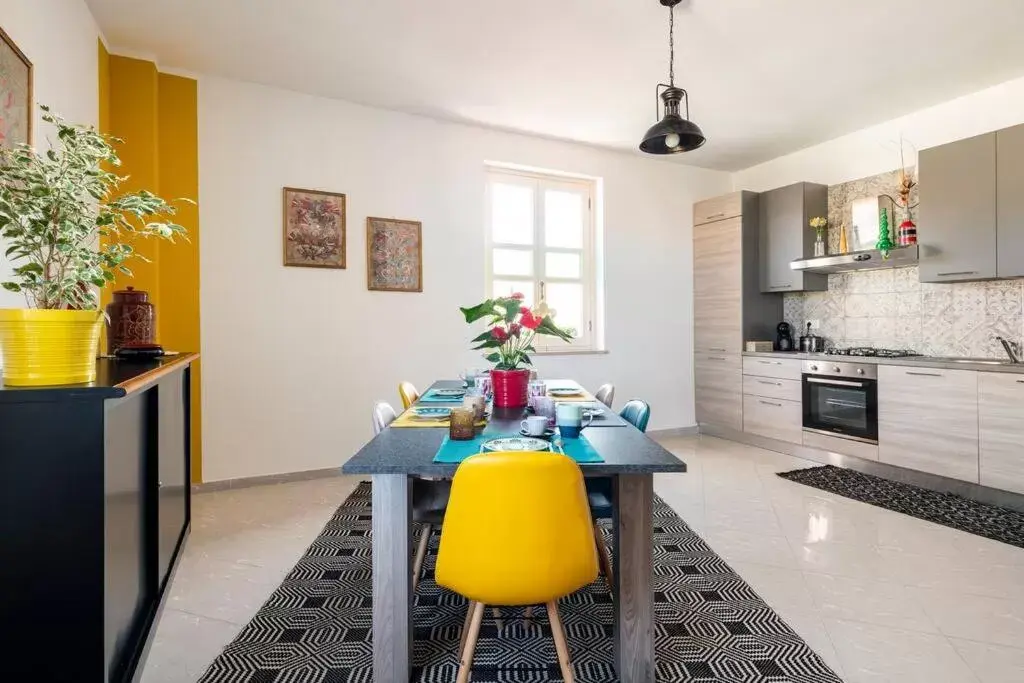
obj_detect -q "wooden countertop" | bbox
[0,353,199,403]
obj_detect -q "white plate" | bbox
[410,407,452,417]
[432,388,466,398]
[481,437,551,452]
[549,388,583,397]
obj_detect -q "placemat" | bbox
[432,431,603,464]
[418,389,468,403]
[391,410,486,429]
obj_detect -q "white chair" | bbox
[594,383,615,409]
[372,400,450,591]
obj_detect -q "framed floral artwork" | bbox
[0,25,32,148]
[283,187,346,268]
[366,217,423,292]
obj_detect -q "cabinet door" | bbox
[694,353,742,430]
[743,395,802,444]
[877,365,979,482]
[919,133,997,282]
[694,217,742,352]
[979,372,1024,495]
[157,371,189,589]
[693,192,742,226]
[759,184,827,293]
[997,124,1024,278]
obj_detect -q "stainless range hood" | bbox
[790,245,919,274]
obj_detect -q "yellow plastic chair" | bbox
[436,451,598,683]
[398,381,420,410]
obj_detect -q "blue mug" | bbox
[555,403,593,439]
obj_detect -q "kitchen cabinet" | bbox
[743,394,802,444]
[919,132,997,282]
[758,182,827,293]
[997,123,1024,278]
[742,355,802,381]
[978,372,1024,495]
[877,365,979,482]
[692,191,781,431]
[742,375,801,402]
[695,353,743,431]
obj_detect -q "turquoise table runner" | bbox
[433,430,603,464]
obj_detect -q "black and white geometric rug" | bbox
[199,482,841,682]
[779,465,1024,550]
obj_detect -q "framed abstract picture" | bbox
[0,25,32,148]
[282,187,346,268]
[366,217,423,292]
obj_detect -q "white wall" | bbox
[0,0,101,308]
[734,74,1024,190]
[199,76,730,482]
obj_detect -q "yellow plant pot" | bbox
[0,309,104,386]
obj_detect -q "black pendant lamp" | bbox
[639,0,706,155]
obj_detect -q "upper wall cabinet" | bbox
[997,123,1024,279]
[693,192,743,226]
[758,182,828,293]
[919,132,997,282]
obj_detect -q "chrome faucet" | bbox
[996,336,1022,363]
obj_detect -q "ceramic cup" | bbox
[521,415,548,436]
[463,395,486,420]
[533,396,557,426]
[556,402,593,439]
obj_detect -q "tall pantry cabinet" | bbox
[693,191,782,430]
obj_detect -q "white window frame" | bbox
[484,166,598,352]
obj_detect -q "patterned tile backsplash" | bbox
[783,169,1024,358]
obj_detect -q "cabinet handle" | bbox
[936,271,978,277]
[757,380,783,386]
[757,360,782,365]
[706,356,727,361]
[906,371,943,377]
[708,347,727,352]
[770,284,793,289]
[706,212,726,219]
[758,399,782,407]
[1017,380,1024,384]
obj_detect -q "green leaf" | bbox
[1,282,21,293]
[460,300,496,323]
[470,330,492,343]
[484,352,501,364]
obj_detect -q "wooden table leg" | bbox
[372,474,412,682]
[613,473,654,683]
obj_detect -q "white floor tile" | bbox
[702,527,800,569]
[911,587,1024,649]
[803,571,939,634]
[139,608,240,683]
[823,618,980,683]
[950,638,1024,683]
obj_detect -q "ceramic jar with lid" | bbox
[105,286,155,353]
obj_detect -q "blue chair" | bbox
[586,399,651,588]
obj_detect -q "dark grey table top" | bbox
[342,380,688,476]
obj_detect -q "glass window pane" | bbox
[545,252,580,279]
[545,282,584,338]
[545,189,583,248]
[492,183,534,245]
[492,280,534,307]
[492,248,533,276]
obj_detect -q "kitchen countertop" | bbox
[741,350,1024,374]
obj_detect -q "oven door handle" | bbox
[806,377,868,388]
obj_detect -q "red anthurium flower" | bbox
[520,305,531,315]
[509,323,522,336]
[491,326,509,341]
[520,311,542,330]
[510,292,524,300]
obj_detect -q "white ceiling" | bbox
[86,0,1024,171]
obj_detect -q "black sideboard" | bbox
[0,354,198,682]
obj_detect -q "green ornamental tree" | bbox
[0,105,188,310]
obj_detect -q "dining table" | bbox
[341,379,688,683]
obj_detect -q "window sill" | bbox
[533,349,610,357]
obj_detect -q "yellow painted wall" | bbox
[99,42,203,481]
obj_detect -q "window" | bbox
[485,167,599,351]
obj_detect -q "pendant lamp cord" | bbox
[668,4,675,87]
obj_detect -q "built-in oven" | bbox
[802,360,878,444]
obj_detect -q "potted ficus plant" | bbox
[460,293,573,408]
[0,106,188,386]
